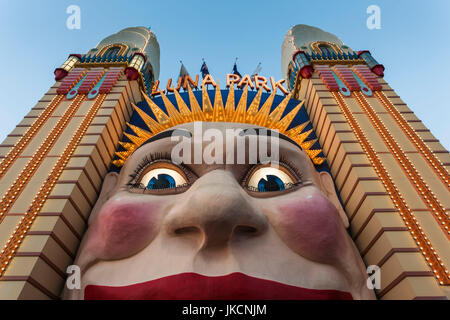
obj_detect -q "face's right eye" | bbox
[246,165,298,192]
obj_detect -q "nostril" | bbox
[234,225,259,235]
[174,226,200,235]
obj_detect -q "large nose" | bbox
[164,170,268,248]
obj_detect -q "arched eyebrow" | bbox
[140,129,192,147]
[239,128,303,151]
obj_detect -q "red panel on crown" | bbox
[333,65,361,91]
[99,67,124,94]
[315,65,340,91]
[352,65,382,91]
[77,68,106,94]
[56,68,87,94]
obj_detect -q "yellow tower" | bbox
[0,27,159,299]
[283,25,449,299]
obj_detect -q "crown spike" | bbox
[246,87,263,124]
[224,83,235,120]
[285,120,310,137]
[123,131,144,147]
[293,128,313,145]
[312,157,326,165]
[305,149,323,161]
[118,141,135,152]
[212,80,225,122]
[187,84,206,121]
[276,100,304,132]
[112,159,125,167]
[254,89,276,127]
[173,89,194,123]
[232,85,248,123]
[115,151,130,161]
[132,102,165,134]
[268,92,293,124]
[161,91,184,126]
[301,138,318,151]
[202,85,214,121]
[141,91,171,128]
[127,123,152,141]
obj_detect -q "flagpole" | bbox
[202,58,208,90]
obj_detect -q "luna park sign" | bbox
[151,74,290,96]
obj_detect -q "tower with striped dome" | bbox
[283,24,449,300]
[0,27,159,299]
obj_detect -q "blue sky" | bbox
[0,0,449,150]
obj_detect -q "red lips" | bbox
[84,272,353,300]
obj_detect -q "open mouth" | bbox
[84,272,353,300]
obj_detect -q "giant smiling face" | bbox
[63,122,375,300]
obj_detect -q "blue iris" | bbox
[257,175,285,192]
[147,174,176,189]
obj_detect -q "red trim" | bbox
[54,68,68,81]
[299,65,313,79]
[357,50,370,57]
[292,50,306,62]
[371,64,385,77]
[68,54,82,60]
[125,67,139,81]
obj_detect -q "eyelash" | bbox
[246,182,301,192]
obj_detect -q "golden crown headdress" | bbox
[111,82,325,168]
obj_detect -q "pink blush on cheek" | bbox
[275,191,347,264]
[86,198,163,260]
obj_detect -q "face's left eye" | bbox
[139,167,187,190]
[246,166,298,192]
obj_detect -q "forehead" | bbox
[136,122,304,152]
[144,122,301,146]
[174,122,264,132]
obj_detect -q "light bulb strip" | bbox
[0,95,86,225]
[0,94,106,278]
[354,91,449,237]
[375,91,450,190]
[0,94,64,179]
[332,91,449,286]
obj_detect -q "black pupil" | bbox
[148,174,176,189]
[257,175,285,192]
